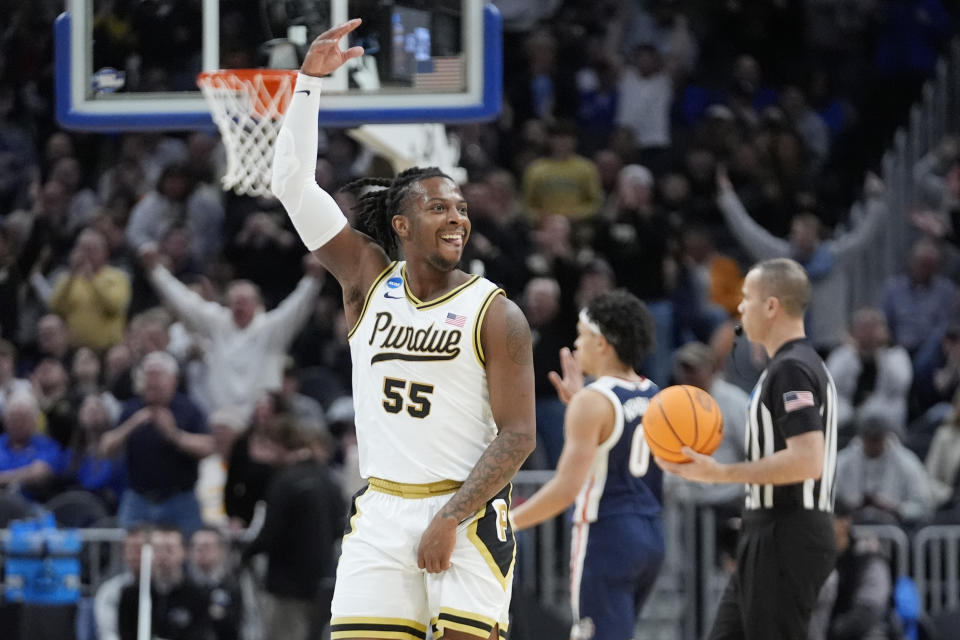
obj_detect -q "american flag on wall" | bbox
[413,57,464,91]
[445,312,466,328]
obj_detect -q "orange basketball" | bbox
[642,385,724,463]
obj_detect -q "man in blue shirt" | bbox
[101,351,214,535]
[883,238,958,361]
[0,389,65,499]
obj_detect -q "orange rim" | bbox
[196,69,298,118]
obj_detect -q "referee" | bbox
[658,258,837,640]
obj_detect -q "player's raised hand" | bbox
[301,18,365,78]
[548,347,584,405]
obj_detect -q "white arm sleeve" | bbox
[270,74,348,250]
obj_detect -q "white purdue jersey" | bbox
[348,261,504,483]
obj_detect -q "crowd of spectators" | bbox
[1,0,960,638]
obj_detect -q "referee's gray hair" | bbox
[750,257,811,317]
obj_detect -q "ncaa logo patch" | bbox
[384,276,404,299]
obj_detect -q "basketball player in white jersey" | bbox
[270,19,536,640]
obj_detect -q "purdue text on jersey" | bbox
[348,261,505,484]
[368,311,462,363]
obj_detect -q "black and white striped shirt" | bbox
[744,338,838,512]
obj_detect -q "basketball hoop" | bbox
[197,69,297,197]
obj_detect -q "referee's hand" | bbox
[655,447,724,483]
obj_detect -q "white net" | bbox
[197,70,297,197]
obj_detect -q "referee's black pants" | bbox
[709,509,836,640]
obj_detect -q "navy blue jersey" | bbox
[573,376,662,523]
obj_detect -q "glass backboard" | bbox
[55,0,501,131]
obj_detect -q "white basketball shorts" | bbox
[330,478,515,640]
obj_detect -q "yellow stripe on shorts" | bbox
[330,616,426,640]
[433,607,498,639]
[367,477,463,498]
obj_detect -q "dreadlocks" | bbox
[339,167,453,259]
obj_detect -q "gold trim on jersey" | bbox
[347,261,399,341]
[401,265,482,310]
[473,288,504,367]
[367,477,463,498]
[467,485,516,590]
[432,608,500,639]
[330,616,427,640]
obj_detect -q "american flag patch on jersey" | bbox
[783,390,815,412]
[445,312,466,327]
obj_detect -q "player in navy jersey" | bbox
[511,290,663,640]
[658,258,837,640]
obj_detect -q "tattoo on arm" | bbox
[439,431,533,522]
[505,305,533,366]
